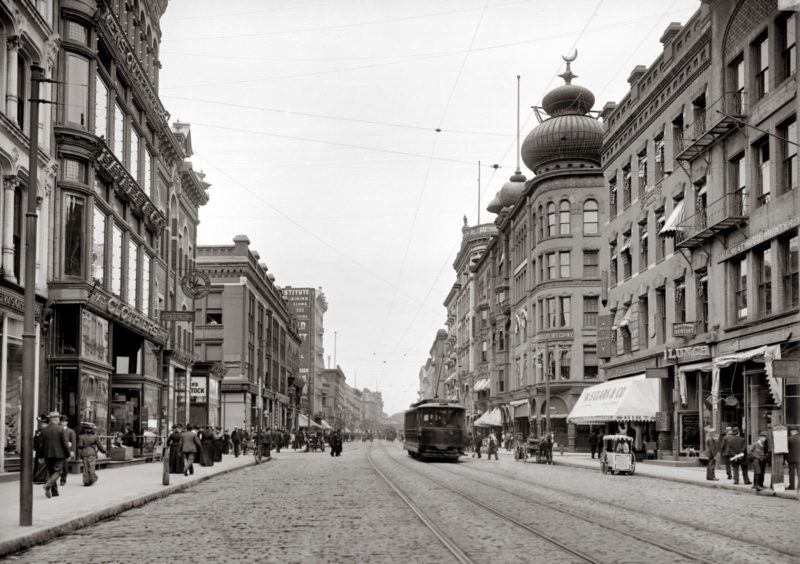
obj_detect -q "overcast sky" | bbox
[158,0,701,416]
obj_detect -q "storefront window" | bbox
[786,378,799,426]
[128,239,138,306]
[66,54,89,127]
[81,309,109,364]
[53,366,79,428]
[95,74,108,138]
[64,194,85,277]
[81,368,109,438]
[111,224,122,295]
[129,129,139,182]
[143,384,159,432]
[92,206,105,284]
[2,317,23,455]
[54,305,80,355]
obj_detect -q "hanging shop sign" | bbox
[664,345,710,361]
[534,329,574,342]
[160,310,196,322]
[190,377,207,403]
[772,359,800,379]
[90,292,169,343]
[672,322,697,338]
[655,411,671,432]
[716,216,800,263]
[597,314,612,359]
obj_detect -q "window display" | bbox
[81,368,109,438]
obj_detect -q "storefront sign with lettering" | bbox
[716,216,800,263]
[91,292,169,343]
[664,345,710,361]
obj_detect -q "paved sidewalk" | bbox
[0,453,259,557]
[547,451,800,499]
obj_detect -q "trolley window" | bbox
[420,408,462,427]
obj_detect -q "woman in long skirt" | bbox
[167,425,185,474]
[212,427,223,462]
[200,426,215,466]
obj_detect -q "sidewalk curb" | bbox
[0,458,266,558]
[551,457,799,499]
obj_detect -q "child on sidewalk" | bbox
[78,422,107,486]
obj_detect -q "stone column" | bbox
[2,175,17,281]
[5,36,19,120]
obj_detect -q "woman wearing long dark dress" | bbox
[167,425,184,474]
[200,426,215,467]
[221,429,230,455]
[212,427,223,462]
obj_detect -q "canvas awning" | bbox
[473,407,502,427]
[567,374,660,425]
[298,414,321,428]
[473,378,490,392]
[319,419,333,430]
[713,344,782,406]
[510,398,529,418]
[659,199,685,236]
[677,361,712,406]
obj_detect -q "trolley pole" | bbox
[20,64,44,526]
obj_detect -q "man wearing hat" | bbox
[726,427,750,486]
[40,411,70,498]
[59,415,77,486]
[749,431,769,491]
[786,427,799,492]
[77,422,106,486]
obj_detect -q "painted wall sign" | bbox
[716,216,800,263]
[90,292,169,343]
[672,322,697,338]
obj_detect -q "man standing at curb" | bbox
[60,415,77,486]
[180,423,202,476]
[41,411,70,498]
[786,427,799,492]
[726,427,750,485]
[720,426,733,480]
[705,429,720,481]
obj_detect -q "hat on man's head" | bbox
[82,422,96,429]
[732,427,740,434]
[47,411,60,419]
[60,415,68,422]
[759,431,768,438]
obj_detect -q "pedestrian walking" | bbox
[40,411,70,498]
[59,415,77,486]
[213,427,223,462]
[167,425,185,474]
[231,427,242,457]
[260,427,272,458]
[726,427,750,485]
[588,430,599,459]
[542,433,554,464]
[705,429,720,481]
[487,432,499,461]
[720,426,733,479]
[786,427,799,492]
[473,433,482,458]
[200,426,215,467]
[748,431,769,491]
[180,423,202,476]
[77,422,107,486]
[33,415,49,484]
[242,429,250,455]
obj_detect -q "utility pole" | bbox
[20,64,45,526]
[545,340,551,436]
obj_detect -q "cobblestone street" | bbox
[6,442,799,563]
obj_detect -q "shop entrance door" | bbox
[52,367,79,429]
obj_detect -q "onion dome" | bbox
[521,52,603,175]
[487,191,503,214]
[498,171,527,208]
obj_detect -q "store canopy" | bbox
[567,374,660,425]
[319,419,333,430]
[298,414,321,428]
[473,407,502,427]
[344,427,352,433]
[713,344,782,406]
[474,378,490,392]
[659,199,685,237]
[509,398,529,418]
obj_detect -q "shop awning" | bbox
[510,399,529,418]
[298,414,321,428]
[713,344,782,406]
[567,374,660,425]
[319,419,333,430]
[659,199,685,237]
[473,407,502,427]
[344,427,351,433]
[473,378,490,392]
[677,361,712,406]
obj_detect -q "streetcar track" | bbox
[456,456,800,560]
[366,447,475,564]
[370,445,601,564]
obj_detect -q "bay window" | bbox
[94,75,108,138]
[127,239,138,307]
[111,224,122,296]
[142,254,151,315]
[63,194,85,277]
[92,205,105,284]
[65,54,89,127]
[113,103,124,160]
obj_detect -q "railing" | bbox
[678,191,747,245]
[678,91,748,156]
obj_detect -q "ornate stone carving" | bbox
[6,35,20,51]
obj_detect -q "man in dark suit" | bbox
[41,411,70,498]
[726,427,750,485]
[59,415,77,486]
[787,427,800,492]
[705,429,720,481]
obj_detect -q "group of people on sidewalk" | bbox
[166,424,233,476]
[33,411,107,498]
[706,425,800,492]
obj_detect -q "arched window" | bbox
[547,202,556,237]
[583,199,599,234]
[559,200,570,234]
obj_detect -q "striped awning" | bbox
[473,378,491,391]
[659,200,685,237]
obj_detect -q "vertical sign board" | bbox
[597,314,612,359]
[190,376,207,404]
[679,411,700,452]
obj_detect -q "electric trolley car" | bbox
[403,399,465,460]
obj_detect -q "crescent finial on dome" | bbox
[562,49,577,63]
[560,49,578,84]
